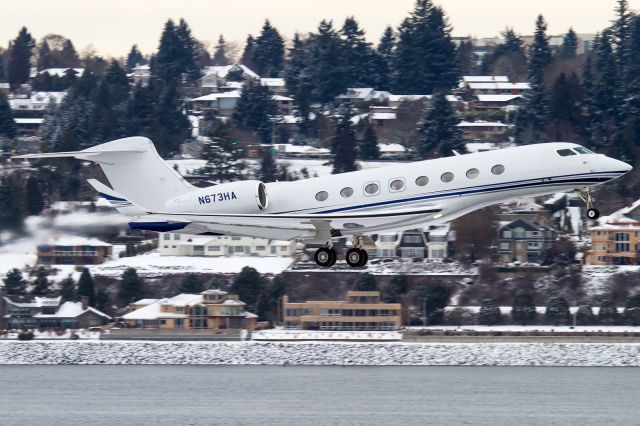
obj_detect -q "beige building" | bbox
[282,291,401,331]
[122,289,257,332]
[587,199,640,265]
[158,233,296,257]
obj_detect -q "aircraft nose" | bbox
[616,158,633,173]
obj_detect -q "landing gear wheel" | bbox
[346,248,368,267]
[587,208,600,220]
[314,247,337,267]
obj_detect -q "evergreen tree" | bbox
[241,34,257,70]
[418,92,465,157]
[481,28,527,81]
[118,267,144,305]
[545,296,571,325]
[149,81,190,156]
[478,297,501,325]
[575,305,596,325]
[3,268,27,295]
[614,0,633,78]
[126,82,154,135]
[31,266,50,296]
[412,284,452,325]
[598,297,619,325]
[91,79,116,142]
[591,30,619,149]
[331,111,358,174]
[59,39,80,68]
[24,176,44,216]
[232,79,277,143]
[37,40,54,70]
[548,72,583,141]
[359,121,380,160]
[392,0,459,94]
[59,276,76,301]
[103,60,130,104]
[306,20,348,104]
[528,15,553,82]
[8,27,34,88]
[0,93,17,138]
[95,288,109,312]
[376,26,396,90]
[511,290,536,325]
[212,35,230,66]
[252,20,285,77]
[0,51,4,82]
[76,268,96,307]
[558,28,578,59]
[154,19,182,82]
[624,293,640,325]
[0,176,24,231]
[259,146,277,183]
[456,40,476,77]
[126,44,145,70]
[198,119,244,183]
[179,273,204,293]
[231,266,264,310]
[340,17,377,87]
[175,18,201,83]
[382,275,408,303]
[353,273,378,291]
[284,33,307,96]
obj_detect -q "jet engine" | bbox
[164,180,268,214]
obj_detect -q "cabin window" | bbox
[491,164,505,175]
[557,149,577,157]
[440,172,454,183]
[340,187,354,198]
[315,191,328,202]
[389,178,405,192]
[574,147,594,154]
[466,168,479,179]
[415,176,429,186]
[364,182,380,195]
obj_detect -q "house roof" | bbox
[39,236,112,247]
[34,302,111,319]
[337,88,375,100]
[14,118,44,124]
[378,143,406,153]
[457,120,508,128]
[468,82,530,90]
[38,68,84,77]
[499,218,544,232]
[272,95,293,101]
[191,90,242,102]
[260,78,285,87]
[202,64,259,80]
[462,76,509,83]
[371,112,396,120]
[476,94,522,102]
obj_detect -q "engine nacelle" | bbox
[164,180,268,214]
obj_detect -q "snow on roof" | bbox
[468,82,531,90]
[122,299,166,320]
[203,64,259,79]
[378,143,406,153]
[40,236,112,247]
[595,198,640,226]
[34,301,111,319]
[180,236,213,246]
[38,68,84,77]
[201,289,227,296]
[428,224,450,236]
[337,88,375,99]
[371,112,397,120]
[132,64,150,71]
[465,142,500,153]
[276,144,330,154]
[260,77,285,87]
[272,95,293,101]
[165,293,203,306]
[132,298,160,306]
[462,75,509,83]
[476,94,523,102]
[14,118,44,124]
[388,94,429,102]
[222,299,245,306]
[457,120,508,128]
[5,296,62,308]
[544,192,567,206]
[191,90,241,102]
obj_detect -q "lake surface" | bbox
[1,366,638,426]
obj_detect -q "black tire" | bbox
[357,249,369,267]
[327,248,337,267]
[314,248,334,267]
[346,248,364,267]
[587,208,600,220]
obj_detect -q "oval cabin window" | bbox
[491,164,505,175]
[415,176,429,186]
[315,191,328,201]
[364,183,379,195]
[340,187,354,198]
[466,168,479,179]
[389,179,405,191]
[441,172,454,183]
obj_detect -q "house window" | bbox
[174,319,183,329]
[340,187,354,198]
[380,235,396,242]
[403,235,423,243]
[315,191,329,201]
[431,249,445,258]
[615,233,630,241]
[208,246,220,251]
[234,246,245,253]
[389,178,405,192]
[440,172,454,183]
[364,182,380,195]
[466,168,479,179]
[615,243,630,252]
[163,234,171,240]
[415,176,429,186]
[174,234,181,240]
[491,164,505,175]
[503,230,512,238]
[527,242,539,249]
[256,246,265,251]
[499,242,510,250]
[232,236,241,240]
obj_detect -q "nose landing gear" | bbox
[577,187,600,220]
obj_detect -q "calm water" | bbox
[0,366,639,426]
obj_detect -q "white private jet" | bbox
[19,137,631,267]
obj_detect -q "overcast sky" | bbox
[1,0,638,58]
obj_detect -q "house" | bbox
[1,294,111,330]
[378,143,407,159]
[474,94,523,109]
[0,83,9,96]
[129,64,150,87]
[459,76,510,86]
[9,91,66,115]
[369,106,397,127]
[199,64,259,94]
[336,88,390,104]
[457,120,510,141]
[273,95,293,115]
[282,291,401,331]
[497,219,556,263]
[158,233,297,257]
[260,77,287,94]
[190,90,241,116]
[13,117,44,136]
[273,143,331,158]
[121,289,257,332]
[37,68,84,78]
[37,236,113,265]
[465,82,530,97]
[587,199,640,265]
[368,225,450,260]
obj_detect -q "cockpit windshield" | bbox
[574,146,594,154]
[557,149,577,157]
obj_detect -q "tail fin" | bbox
[87,179,148,216]
[18,137,194,211]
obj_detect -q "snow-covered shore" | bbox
[1,341,639,366]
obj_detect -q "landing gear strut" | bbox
[314,246,337,267]
[346,236,369,267]
[577,187,599,220]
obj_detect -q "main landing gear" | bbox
[577,187,600,220]
[313,236,370,268]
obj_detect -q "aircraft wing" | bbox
[144,205,443,239]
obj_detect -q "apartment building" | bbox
[158,233,296,257]
[37,236,113,265]
[282,291,401,331]
[498,219,556,263]
[588,199,640,265]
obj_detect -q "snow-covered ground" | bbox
[252,329,402,341]
[0,329,100,340]
[1,341,639,366]
[406,325,640,333]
